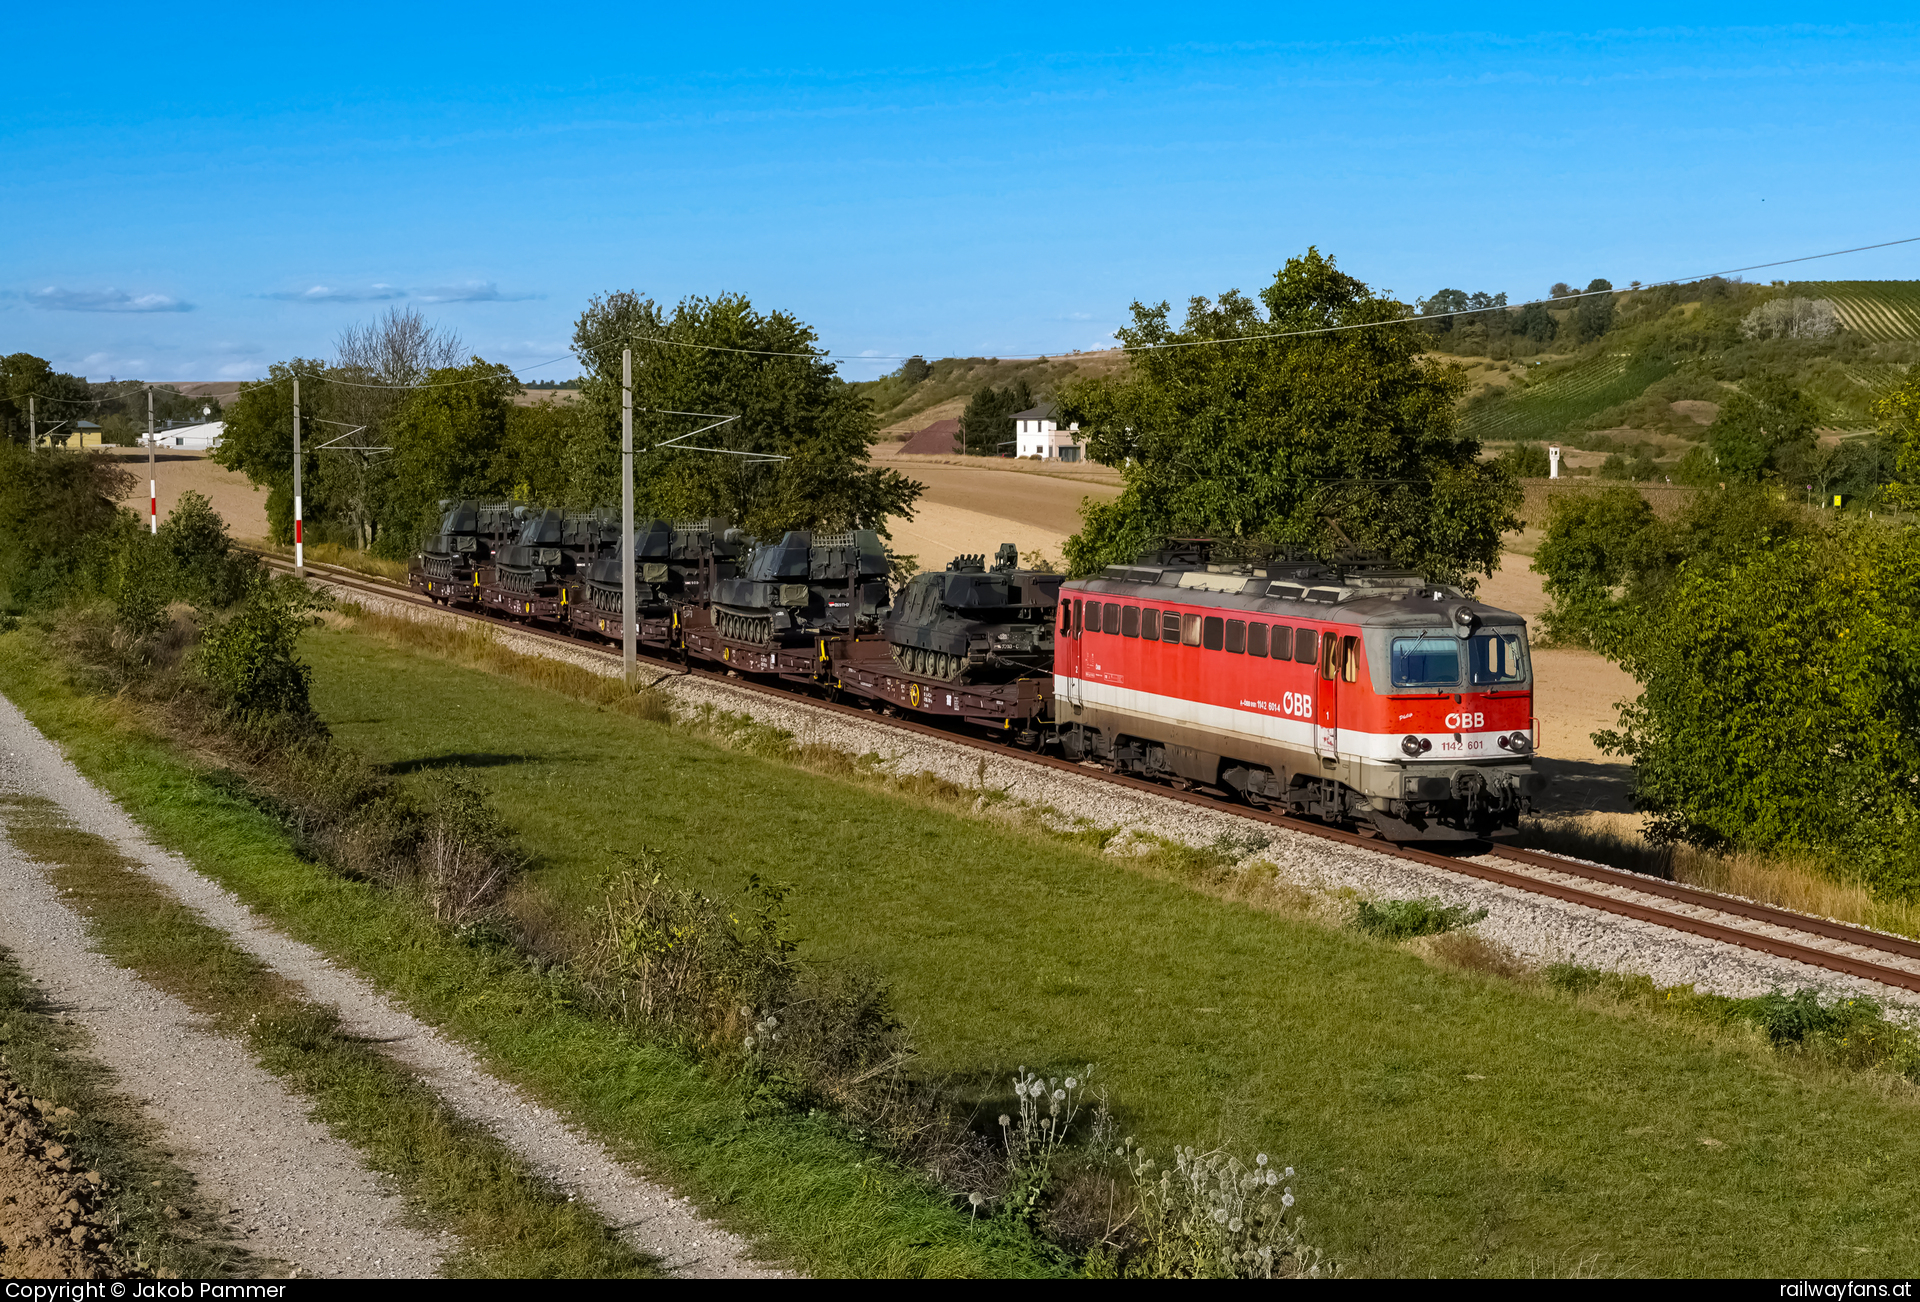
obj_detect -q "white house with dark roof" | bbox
[1013,403,1085,461]
[140,421,224,451]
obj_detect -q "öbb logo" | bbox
[1445,712,1486,730]
[1281,692,1314,719]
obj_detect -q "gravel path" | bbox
[0,691,785,1279]
[339,585,1920,1015]
[0,807,446,1277]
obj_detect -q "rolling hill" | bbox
[851,349,1130,434]
[1455,279,1919,479]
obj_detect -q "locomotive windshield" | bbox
[1390,637,1460,688]
[1468,630,1529,685]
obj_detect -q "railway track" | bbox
[266,550,1920,999]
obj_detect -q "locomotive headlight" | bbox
[1507,731,1531,752]
[1401,734,1423,758]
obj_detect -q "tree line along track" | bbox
[255,549,1920,999]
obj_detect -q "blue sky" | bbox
[4,5,1918,383]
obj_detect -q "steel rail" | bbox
[1483,843,1920,963]
[261,550,1920,996]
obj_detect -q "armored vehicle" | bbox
[712,528,890,645]
[584,518,677,617]
[419,499,483,588]
[492,508,573,597]
[884,544,1062,682]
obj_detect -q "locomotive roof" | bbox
[1068,560,1527,629]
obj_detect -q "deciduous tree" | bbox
[213,362,328,544]
[1596,523,1920,893]
[1707,371,1818,481]
[571,291,923,539]
[1877,372,1920,509]
[1056,248,1520,586]
[373,360,519,555]
[958,380,1033,456]
[1572,278,1616,343]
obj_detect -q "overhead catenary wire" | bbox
[18,231,1918,402]
[607,232,1920,362]
[1120,234,1920,355]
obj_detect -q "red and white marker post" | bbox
[147,386,157,534]
[292,376,304,574]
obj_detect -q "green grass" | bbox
[275,624,1920,1277]
[0,793,657,1280]
[0,634,1056,1279]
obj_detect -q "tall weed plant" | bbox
[1100,1142,1324,1279]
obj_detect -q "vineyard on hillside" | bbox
[1460,353,1679,444]
[1787,281,1920,342]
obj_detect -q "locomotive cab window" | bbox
[1142,608,1160,641]
[1319,631,1339,681]
[1342,636,1361,683]
[1103,603,1122,636]
[1224,619,1245,653]
[1122,606,1140,638]
[1247,623,1268,657]
[1469,630,1529,685]
[1390,636,1461,689]
[1060,601,1073,635]
[1294,627,1317,664]
[1085,600,1101,633]
[1181,613,1203,646]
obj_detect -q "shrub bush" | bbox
[157,490,254,608]
[195,575,331,720]
[1350,897,1487,941]
[1595,523,1920,893]
[0,443,133,612]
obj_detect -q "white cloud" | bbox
[30,286,191,313]
[415,280,540,303]
[265,283,406,302]
[264,279,537,304]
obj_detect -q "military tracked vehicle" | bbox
[712,528,890,644]
[419,499,483,589]
[583,518,676,618]
[493,508,580,597]
[884,544,1062,682]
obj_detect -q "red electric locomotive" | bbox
[1053,551,1547,839]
